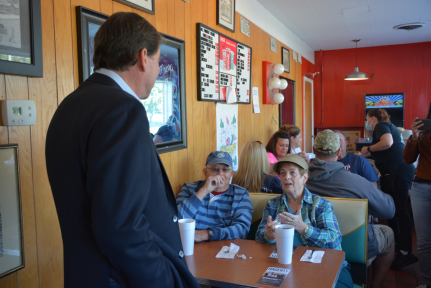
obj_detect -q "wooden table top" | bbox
[185,239,345,288]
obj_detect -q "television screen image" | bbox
[365,93,405,128]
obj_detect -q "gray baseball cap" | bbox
[273,154,308,173]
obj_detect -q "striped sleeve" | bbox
[176,182,203,219]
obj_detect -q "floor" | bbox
[381,201,425,288]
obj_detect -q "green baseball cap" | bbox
[273,154,308,174]
[314,129,340,154]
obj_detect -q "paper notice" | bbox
[256,266,290,287]
[252,87,260,113]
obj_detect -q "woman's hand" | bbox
[411,118,424,140]
[278,205,307,235]
[297,152,310,163]
[265,215,280,241]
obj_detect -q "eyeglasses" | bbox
[207,167,233,174]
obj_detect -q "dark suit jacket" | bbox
[45,73,199,288]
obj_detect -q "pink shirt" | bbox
[267,152,278,164]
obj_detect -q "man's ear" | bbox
[336,148,341,158]
[137,48,148,72]
[202,168,206,176]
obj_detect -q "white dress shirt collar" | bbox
[95,68,141,102]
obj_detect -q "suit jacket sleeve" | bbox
[86,96,192,287]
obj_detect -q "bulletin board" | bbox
[197,23,252,104]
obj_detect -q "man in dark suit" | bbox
[45,12,199,288]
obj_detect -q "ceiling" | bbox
[257,0,431,51]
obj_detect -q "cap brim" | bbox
[206,159,232,167]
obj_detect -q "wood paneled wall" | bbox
[0,0,303,286]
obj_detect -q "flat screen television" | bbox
[365,92,404,128]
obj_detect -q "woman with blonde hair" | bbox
[232,141,283,194]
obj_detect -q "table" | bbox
[186,239,345,288]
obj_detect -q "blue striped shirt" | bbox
[176,181,253,241]
[255,187,343,251]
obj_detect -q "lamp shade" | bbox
[279,79,288,90]
[273,64,285,75]
[269,77,281,89]
[273,93,284,104]
[345,67,368,81]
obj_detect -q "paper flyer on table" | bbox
[256,266,290,287]
[269,246,297,258]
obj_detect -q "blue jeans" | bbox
[411,182,431,285]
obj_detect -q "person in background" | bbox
[153,115,180,144]
[334,130,380,186]
[360,108,417,270]
[306,130,395,288]
[279,124,310,162]
[265,131,291,175]
[45,12,199,288]
[404,103,431,288]
[232,141,283,194]
[255,154,353,288]
[176,151,253,242]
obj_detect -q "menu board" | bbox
[197,23,252,104]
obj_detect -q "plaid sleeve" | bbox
[255,197,280,244]
[212,190,253,241]
[302,200,342,250]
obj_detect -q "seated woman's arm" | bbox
[303,200,342,250]
[255,197,280,244]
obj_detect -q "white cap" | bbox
[402,130,413,140]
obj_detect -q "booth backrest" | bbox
[247,192,279,240]
[324,197,368,265]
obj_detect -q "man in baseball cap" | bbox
[176,151,253,242]
[306,129,396,288]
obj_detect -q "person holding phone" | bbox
[360,108,416,270]
[404,103,431,288]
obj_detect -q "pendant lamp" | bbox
[345,39,368,81]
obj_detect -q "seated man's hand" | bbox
[194,230,209,242]
[203,175,225,193]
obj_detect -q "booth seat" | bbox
[247,192,278,240]
[324,197,368,288]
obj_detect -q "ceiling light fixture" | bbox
[345,39,368,81]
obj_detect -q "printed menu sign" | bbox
[199,27,219,100]
[197,23,252,103]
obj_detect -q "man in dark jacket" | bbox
[306,130,395,288]
[45,12,199,288]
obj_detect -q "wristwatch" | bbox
[208,229,214,241]
[367,146,372,153]
[301,224,309,236]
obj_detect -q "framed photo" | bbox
[77,6,187,153]
[282,47,290,73]
[76,6,109,84]
[270,37,276,52]
[114,0,154,14]
[217,0,235,32]
[0,144,24,278]
[0,0,43,77]
[240,16,250,37]
[144,34,188,153]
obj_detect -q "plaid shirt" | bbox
[255,187,343,251]
[176,181,253,241]
[260,174,283,194]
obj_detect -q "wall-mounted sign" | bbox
[240,16,250,37]
[197,23,252,104]
[270,37,277,52]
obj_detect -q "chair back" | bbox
[247,192,279,240]
[324,197,368,265]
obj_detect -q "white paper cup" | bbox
[178,219,196,256]
[275,224,295,264]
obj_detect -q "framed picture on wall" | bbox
[282,47,290,73]
[0,144,25,278]
[114,0,155,14]
[217,0,235,32]
[76,6,187,153]
[0,0,43,77]
[270,37,276,52]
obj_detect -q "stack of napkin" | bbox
[215,243,240,259]
[300,250,325,263]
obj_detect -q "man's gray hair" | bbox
[333,130,346,142]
